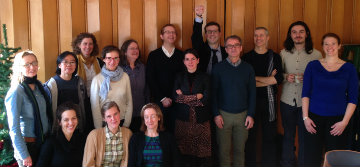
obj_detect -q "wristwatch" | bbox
[303,116,308,121]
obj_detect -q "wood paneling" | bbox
[1,0,360,82]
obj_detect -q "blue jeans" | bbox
[280,101,305,167]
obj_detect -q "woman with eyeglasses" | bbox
[120,39,149,133]
[5,51,53,167]
[36,102,86,167]
[90,45,133,129]
[128,103,181,167]
[44,51,93,134]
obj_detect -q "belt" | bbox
[24,137,36,143]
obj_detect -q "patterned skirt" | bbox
[175,109,211,157]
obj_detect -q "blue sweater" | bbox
[302,60,359,116]
[212,59,256,117]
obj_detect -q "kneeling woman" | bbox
[128,103,181,167]
[37,102,86,167]
[83,101,132,167]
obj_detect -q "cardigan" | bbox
[36,130,86,167]
[302,60,358,116]
[191,19,227,73]
[146,47,184,103]
[128,132,181,167]
[44,75,91,132]
[83,127,132,167]
[173,70,211,123]
[90,73,133,128]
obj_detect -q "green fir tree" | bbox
[0,24,21,165]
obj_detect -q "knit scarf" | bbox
[266,50,276,122]
[21,79,53,149]
[77,54,101,83]
[99,66,124,99]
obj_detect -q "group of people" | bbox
[5,5,358,167]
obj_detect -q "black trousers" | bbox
[302,112,351,167]
[280,101,305,167]
[245,98,278,167]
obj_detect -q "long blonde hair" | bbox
[10,51,37,87]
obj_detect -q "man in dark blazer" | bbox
[191,5,227,74]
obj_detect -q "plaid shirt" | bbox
[102,126,123,167]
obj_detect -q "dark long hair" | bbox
[283,21,314,54]
[53,102,81,134]
[55,51,78,77]
[120,39,141,66]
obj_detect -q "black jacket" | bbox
[128,132,182,167]
[191,20,227,73]
[173,70,211,123]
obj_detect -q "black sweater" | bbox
[146,48,184,103]
[36,130,86,167]
[128,132,182,167]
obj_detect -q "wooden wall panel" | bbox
[1,0,360,82]
[144,0,157,63]
[117,0,130,50]
[59,0,72,52]
[353,0,360,43]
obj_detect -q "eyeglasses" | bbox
[104,57,120,61]
[22,61,38,68]
[206,30,219,34]
[61,61,76,66]
[225,43,241,49]
[128,47,139,51]
[163,31,176,35]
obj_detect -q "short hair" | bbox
[321,32,341,45]
[140,103,165,132]
[183,48,200,59]
[101,45,121,59]
[160,24,177,35]
[120,39,141,66]
[53,101,80,134]
[255,27,269,35]
[283,21,314,54]
[101,101,120,118]
[224,35,242,46]
[204,21,221,33]
[11,51,38,87]
[55,51,78,77]
[71,32,99,57]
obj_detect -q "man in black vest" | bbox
[191,5,227,74]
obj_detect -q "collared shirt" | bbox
[161,46,175,58]
[103,126,123,166]
[280,48,322,107]
[84,63,96,96]
[207,45,223,74]
[226,57,242,67]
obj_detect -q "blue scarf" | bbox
[99,66,123,99]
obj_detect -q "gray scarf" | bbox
[100,66,123,99]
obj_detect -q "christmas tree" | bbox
[0,24,21,166]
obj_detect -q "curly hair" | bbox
[71,32,99,57]
[283,21,314,54]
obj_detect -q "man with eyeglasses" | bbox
[212,35,256,167]
[191,5,227,74]
[146,24,184,133]
[242,27,284,167]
